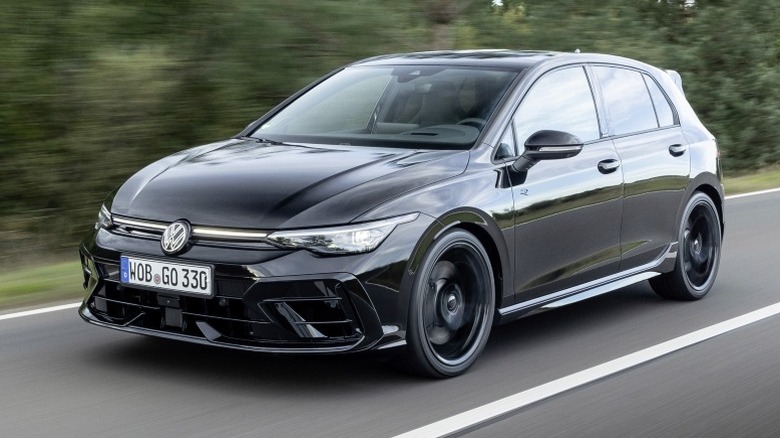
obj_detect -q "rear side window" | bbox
[643,75,675,127]
[513,66,600,145]
[593,66,657,136]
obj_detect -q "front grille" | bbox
[92,285,260,339]
[111,215,271,248]
[87,263,365,349]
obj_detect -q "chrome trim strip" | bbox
[112,215,270,242]
[541,272,658,309]
[498,242,676,316]
[113,213,418,243]
[193,226,268,241]
[113,216,167,231]
[538,145,582,153]
[125,230,160,239]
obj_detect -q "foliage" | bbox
[0,0,778,264]
[459,0,780,171]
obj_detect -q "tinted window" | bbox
[495,126,516,159]
[644,74,675,127]
[254,66,517,149]
[282,73,391,134]
[513,67,600,145]
[594,66,657,136]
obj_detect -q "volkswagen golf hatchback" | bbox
[79,50,723,377]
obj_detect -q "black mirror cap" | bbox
[511,130,584,172]
[524,130,583,155]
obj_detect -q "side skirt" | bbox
[496,242,677,324]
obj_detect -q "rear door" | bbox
[591,66,690,270]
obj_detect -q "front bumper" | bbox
[79,263,383,353]
[78,215,432,353]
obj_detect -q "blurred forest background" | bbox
[1,0,779,266]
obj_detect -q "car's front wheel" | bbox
[651,192,722,300]
[404,229,495,378]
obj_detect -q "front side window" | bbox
[512,66,600,146]
[254,66,518,149]
[495,126,516,159]
[593,66,658,136]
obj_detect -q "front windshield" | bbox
[253,66,518,149]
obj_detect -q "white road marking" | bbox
[0,190,775,432]
[392,301,780,438]
[0,302,81,322]
[725,187,780,200]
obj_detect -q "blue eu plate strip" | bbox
[120,256,129,283]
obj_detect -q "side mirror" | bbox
[511,130,584,172]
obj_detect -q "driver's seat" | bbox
[414,80,465,127]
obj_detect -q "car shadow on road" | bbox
[485,282,666,351]
[82,281,673,394]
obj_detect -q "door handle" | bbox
[598,159,620,174]
[669,144,687,157]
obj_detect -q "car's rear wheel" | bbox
[651,192,721,300]
[404,229,495,378]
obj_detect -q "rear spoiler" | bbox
[665,69,684,92]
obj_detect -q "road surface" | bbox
[1,190,779,437]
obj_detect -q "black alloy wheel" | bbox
[404,229,495,377]
[651,192,722,300]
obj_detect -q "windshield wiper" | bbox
[238,135,285,145]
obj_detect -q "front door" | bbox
[507,66,624,304]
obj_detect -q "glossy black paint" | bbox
[110,141,468,229]
[79,50,723,356]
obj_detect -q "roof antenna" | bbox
[574,48,581,53]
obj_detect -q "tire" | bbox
[404,229,495,378]
[650,192,722,300]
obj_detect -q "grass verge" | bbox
[1,169,779,312]
[0,261,83,311]
[723,166,780,195]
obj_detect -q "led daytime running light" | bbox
[267,213,419,255]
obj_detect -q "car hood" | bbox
[110,139,468,228]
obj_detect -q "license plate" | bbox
[120,256,213,296]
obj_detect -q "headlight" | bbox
[266,213,419,255]
[95,204,113,230]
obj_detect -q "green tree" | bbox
[1,0,779,264]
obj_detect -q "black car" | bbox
[79,50,723,377]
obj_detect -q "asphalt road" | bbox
[1,191,779,438]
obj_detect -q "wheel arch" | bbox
[676,170,724,239]
[453,221,506,315]
[694,183,724,236]
[406,208,512,312]
[401,211,504,376]
[650,187,722,300]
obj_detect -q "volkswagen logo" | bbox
[161,220,191,255]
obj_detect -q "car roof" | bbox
[352,49,657,73]
[353,49,556,70]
